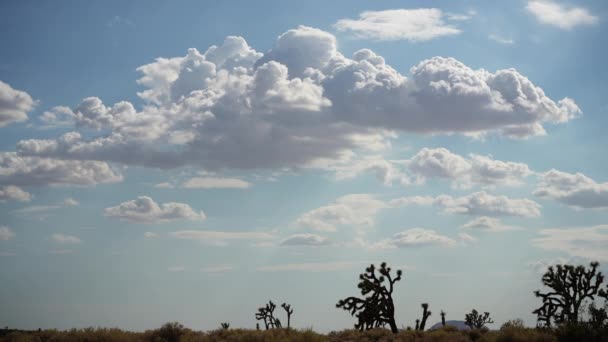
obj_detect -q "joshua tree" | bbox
[415,319,420,331]
[464,309,494,329]
[255,300,280,329]
[440,310,446,327]
[533,261,604,326]
[417,303,432,331]
[336,262,403,333]
[282,303,294,328]
[256,323,260,331]
[220,322,230,330]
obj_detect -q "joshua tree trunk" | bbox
[388,318,398,333]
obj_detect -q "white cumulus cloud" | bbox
[334,9,461,41]
[526,1,598,30]
[181,177,251,189]
[52,233,81,244]
[104,196,205,223]
[0,226,15,240]
[534,169,608,209]
[0,80,36,127]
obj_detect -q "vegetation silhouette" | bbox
[281,302,294,328]
[440,310,446,327]
[464,309,493,329]
[416,303,432,331]
[220,322,229,330]
[533,261,604,327]
[336,262,402,333]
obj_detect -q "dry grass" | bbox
[0,325,563,342]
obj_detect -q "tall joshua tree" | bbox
[533,261,604,327]
[464,309,493,329]
[336,262,402,333]
[281,303,294,328]
[440,310,446,327]
[418,303,432,331]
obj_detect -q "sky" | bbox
[1,0,608,332]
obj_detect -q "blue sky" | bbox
[1,0,608,332]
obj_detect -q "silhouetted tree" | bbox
[220,322,230,330]
[255,301,280,329]
[440,310,446,327]
[415,319,420,331]
[464,309,493,329]
[336,262,402,333]
[417,303,432,331]
[533,261,604,326]
[281,303,294,328]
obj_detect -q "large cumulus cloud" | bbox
[17,26,580,171]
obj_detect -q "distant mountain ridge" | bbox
[429,320,470,330]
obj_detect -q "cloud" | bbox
[52,233,81,244]
[16,197,79,213]
[334,9,461,41]
[154,182,174,189]
[532,225,608,260]
[169,229,273,245]
[489,34,514,45]
[534,169,608,209]
[200,265,234,273]
[168,266,186,272]
[294,194,387,232]
[405,147,531,188]
[392,191,541,217]
[144,231,158,238]
[48,249,72,255]
[257,261,361,272]
[526,1,598,30]
[461,216,523,232]
[63,198,79,206]
[370,228,457,249]
[0,185,32,202]
[308,152,407,186]
[280,233,330,246]
[104,196,205,223]
[12,27,579,174]
[181,177,251,189]
[0,80,36,127]
[0,226,15,240]
[0,152,122,187]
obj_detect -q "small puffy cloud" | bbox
[0,185,32,202]
[181,177,251,189]
[532,225,608,260]
[0,226,15,240]
[104,196,205,223]
[144,231,158,238]
[405,146,533,189]
[280,233,330,246]
[489,34,514,45]
[169,229,273,245]
[0,152,122,187]
[534,169,608,209]
[371,228,457,249]
[0,80,36,127]
[294,194,387,232]
[52,233,81,244]
[461,216,523,232]
[334,9,461,41]
[63,198,79,206]
[526,1,597,30]
[257,261,361,272]
[393,191,541,217]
